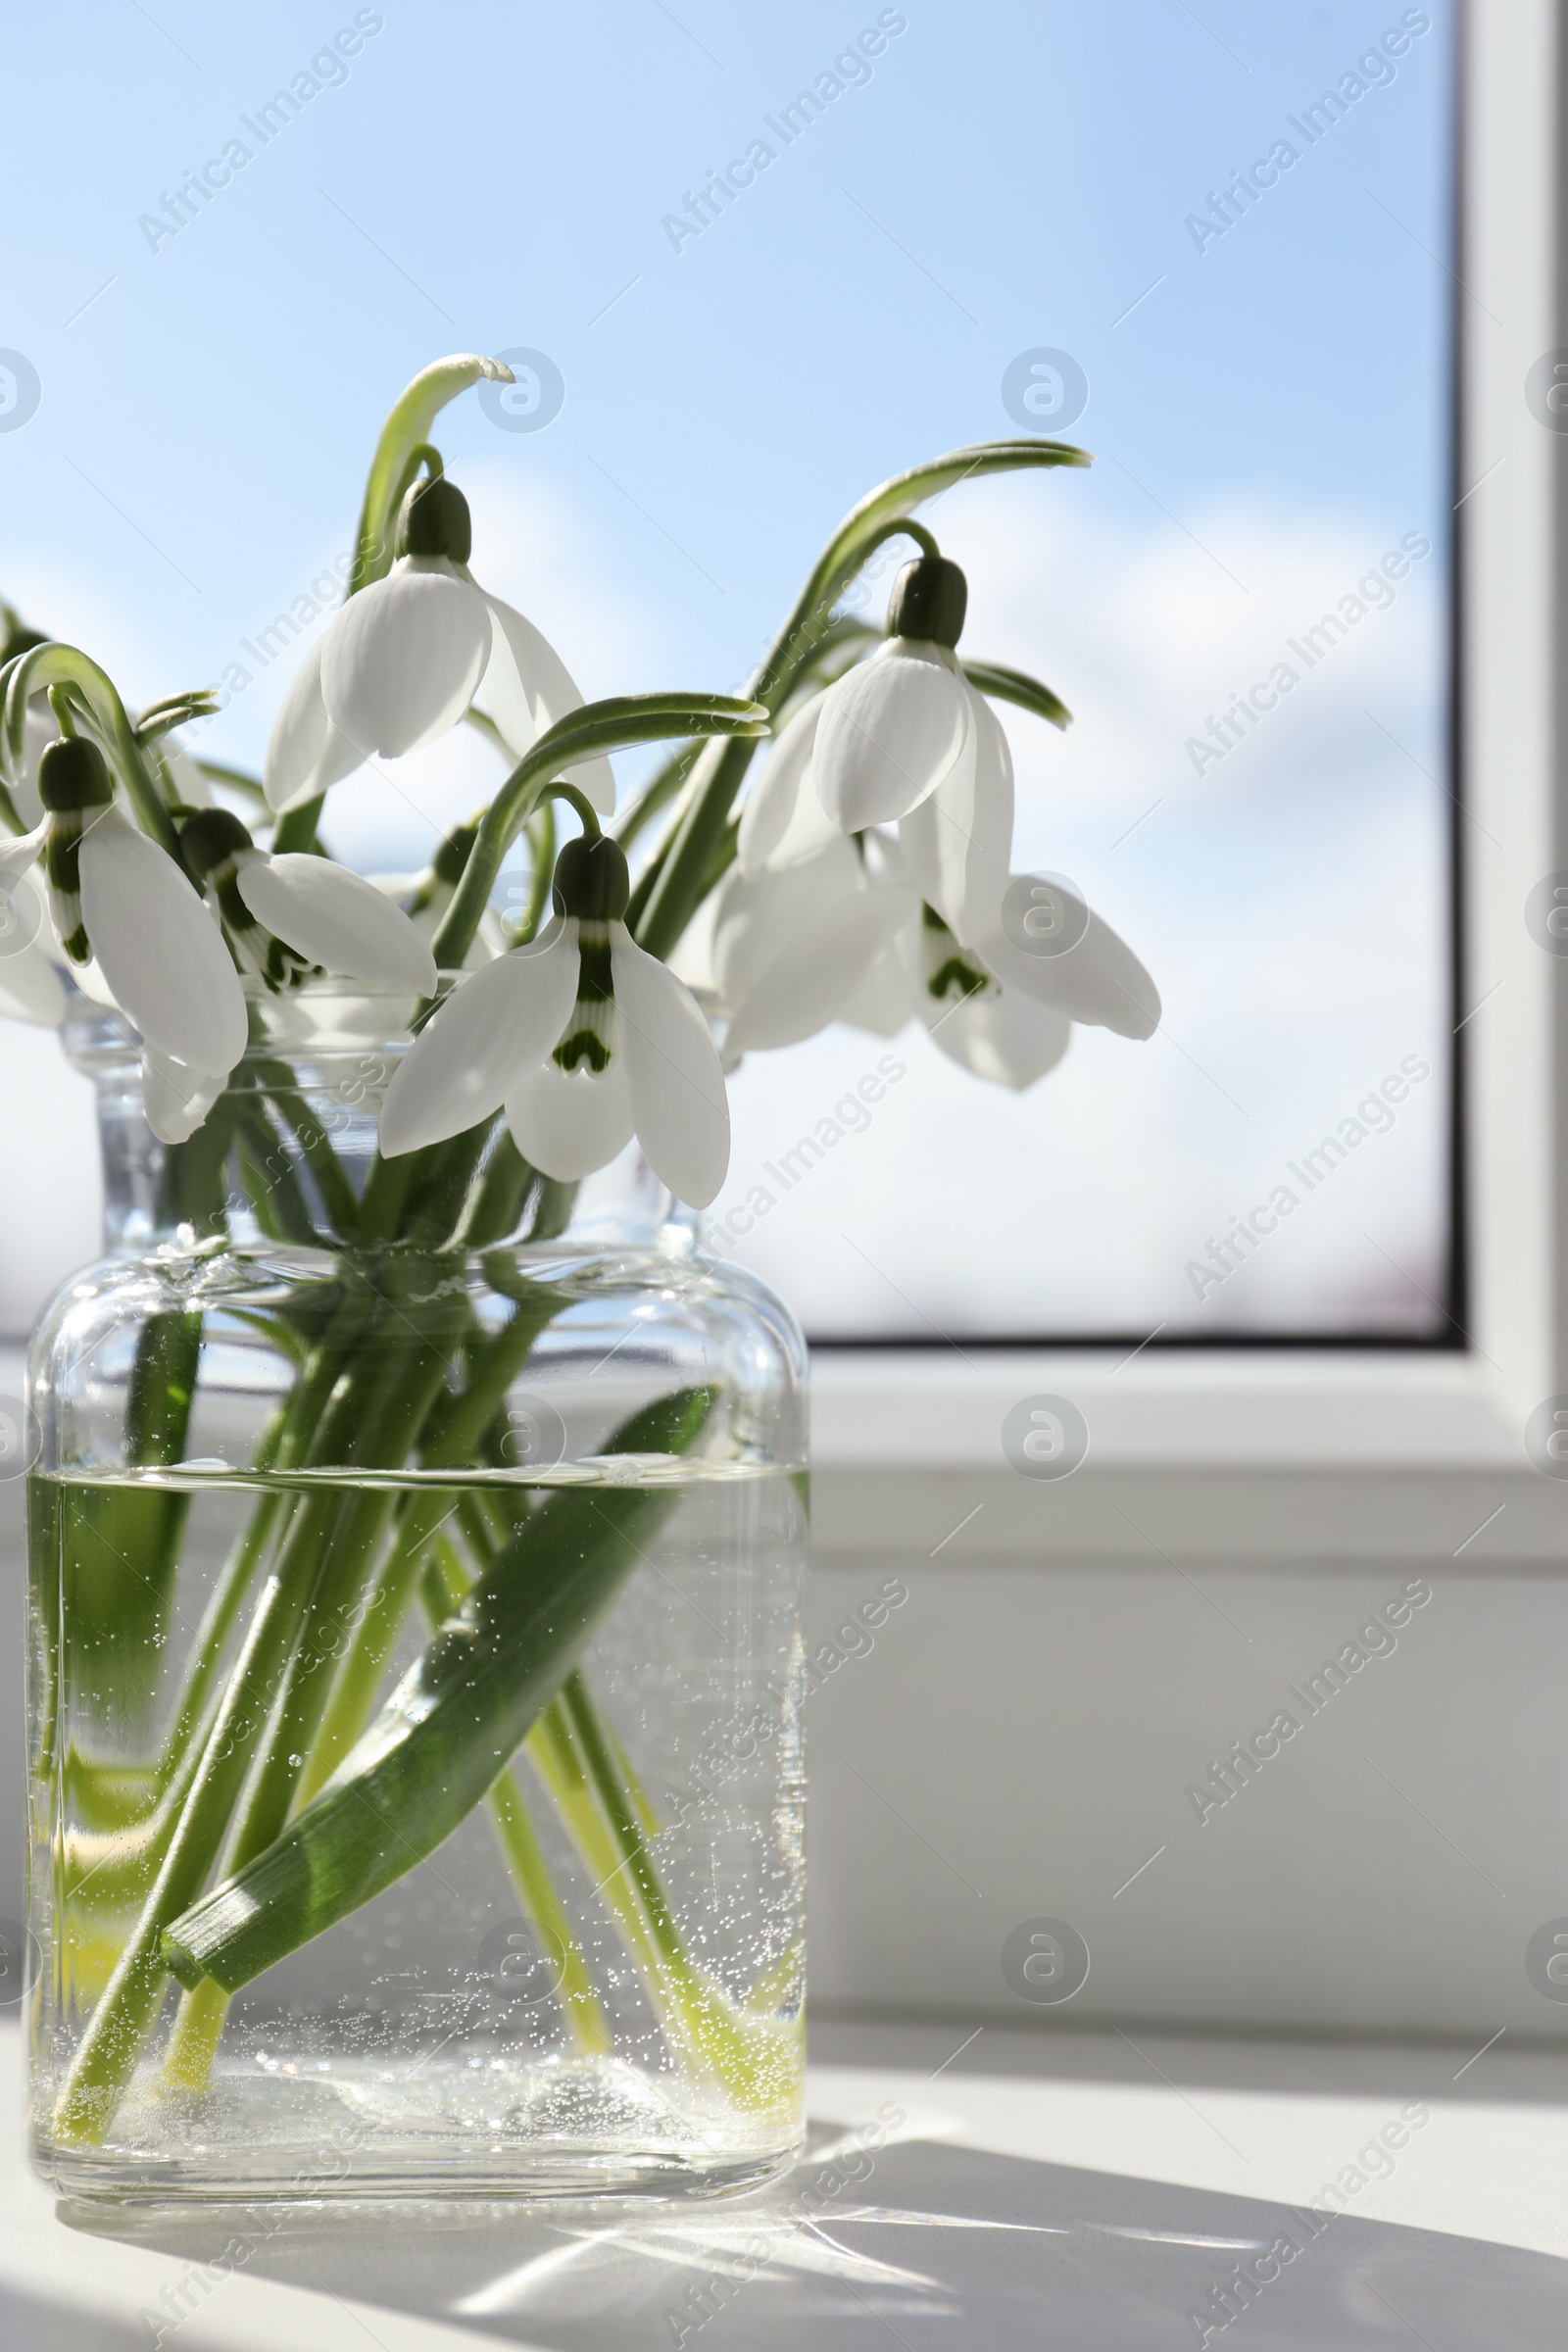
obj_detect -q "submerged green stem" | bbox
[422,1544,611,2059]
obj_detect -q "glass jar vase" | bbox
[25,985,808,2203]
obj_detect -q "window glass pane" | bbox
[705,3,1458,1343]
[0,3,1455,1344]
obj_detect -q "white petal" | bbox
[809,645,970,829]
[721,869,918,1062]
[142,1049,225,1144]
[378,918,579,1156]
[478,587,615,812]
[0,936,65,1026]
[836,936,917,1039]
[236,853,438,993]
[667,886,721,997]
[78,808,248,1071]
[320,560,491,759]
[64,954,120,1007]
[0,819,46,896]
[710,836,863,1005]
[923,982,1071,1091]
[470,907,512,966]
[505,1055,635,1181]
[736,693,833,876]
[610,929,730,1207]
[898,685,1012,947]
[264,637,367,813]
[979,886,1161,1039]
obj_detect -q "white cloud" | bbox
[710,486,1450,1340]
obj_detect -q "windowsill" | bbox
[807,1349,1566,1566]
[2,2019,1563,2343]
[808,1348,1520,1469]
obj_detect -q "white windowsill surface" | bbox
[808,1349,1568,1567]
[2,2022,1563,2348]
[808,1348,1525,1467]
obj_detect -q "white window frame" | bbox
[809,0,1568,1576]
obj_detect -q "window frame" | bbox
[808,0,1567,1572]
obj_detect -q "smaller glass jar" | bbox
[26,986,808,2203]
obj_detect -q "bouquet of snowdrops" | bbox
[7,355,1157,2159]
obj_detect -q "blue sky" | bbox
[0,1,1457,1339]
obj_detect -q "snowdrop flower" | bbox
[381,830,729,1206]
[0,867,65,1027]
[848,876,1160,1092]
[265,474,612,816]
[1,736,249,1102]
[902,906,1073,1090]
[178,809,437,996]
[682,834,918,1068]
[123,811,437,1144]
[738,557,1011,947]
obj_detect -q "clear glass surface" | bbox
[25,998,808,2203]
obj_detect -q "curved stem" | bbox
[635,438,1090,958]
[346,356,507,600]
[539,780,601,839]
[512,803,555,947]
[428,695,767,973]
[3,642,179,858]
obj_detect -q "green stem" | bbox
[553,1675,789,2106]
[508,801,555,947]
[635,438,1090,958]
[422,1546,610,2059]
[347,355,505,600]
[429,696,767,972]
[152,1429,287,1791]
[53,1295,460,2139]
[53,1561,317,2141]
[462,1134,536,1248]
[611,741,701,851]
[253,1064,363,1236]
[160,1389,714,1995]
[188,1315,461,1887]
[3,642,181,857]
[161,1978,229,2094]
[294,1484,463,1805]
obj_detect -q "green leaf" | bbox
[961,660,1072,732]
[348,354,517,599]
[135,691,220,739]
[161,1385,715,1994]
[430,694,768,970]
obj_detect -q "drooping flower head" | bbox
[178,808,437,997]
[381,827,729,1206]
[738,553,1012,949]
[265,471,612,818]
[0,733,250,1088]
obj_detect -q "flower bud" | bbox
[394,475,473,564]
[886,556,967,649]
[179,808,254,876]
[37,736,113,812]
[553,832,630,923]
[433,819,476,887]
